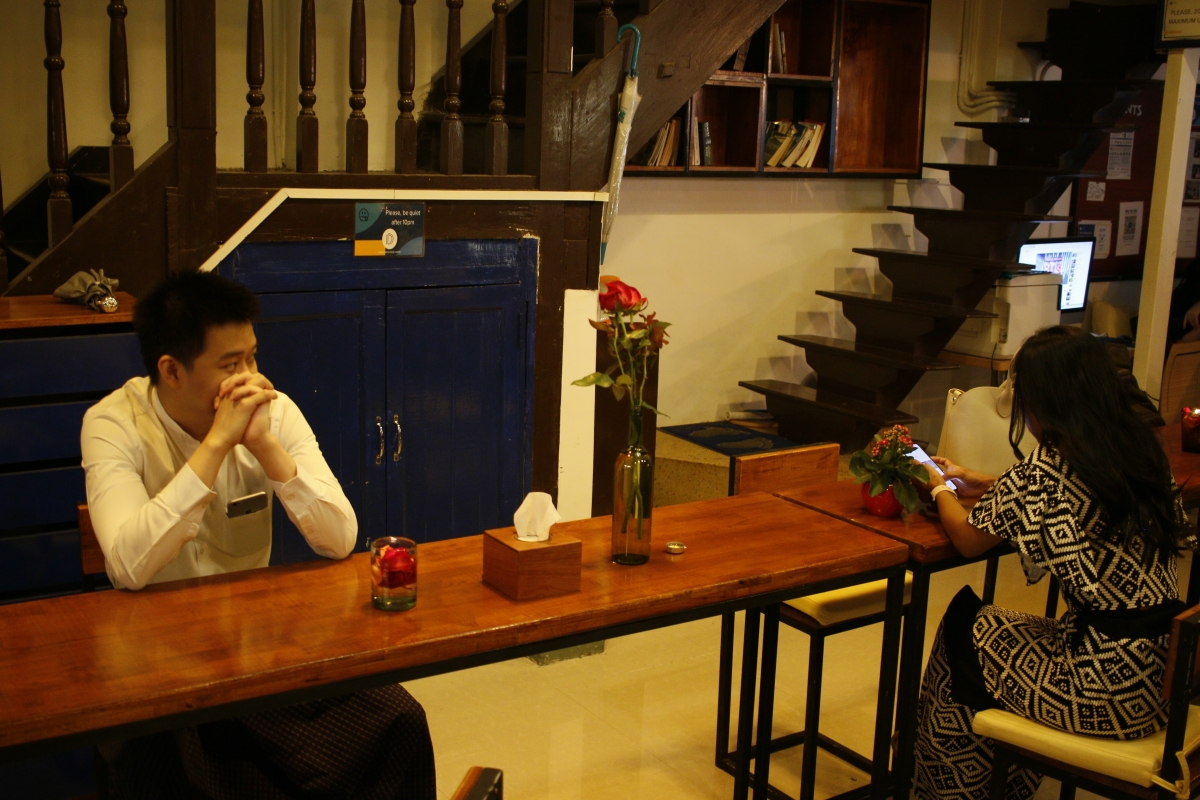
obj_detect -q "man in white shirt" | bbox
[82,271,435,799]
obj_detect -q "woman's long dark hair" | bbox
[1008,326,1189,562]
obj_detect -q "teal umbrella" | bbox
[600,24,642,266]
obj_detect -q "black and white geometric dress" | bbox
[912,444,1192,800]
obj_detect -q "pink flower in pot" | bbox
[848,425,928,518]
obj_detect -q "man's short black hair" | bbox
[133,271,260,383]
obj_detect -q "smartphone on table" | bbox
[908,444,943,477]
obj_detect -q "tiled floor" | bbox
[407,553,1103,799]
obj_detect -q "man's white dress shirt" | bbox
[81,376,358,590]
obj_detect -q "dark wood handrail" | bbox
[395,0,418,173]
[346,0,368,173]
[484,1,509,176]
[244,0,268,172]
[107,1,134,190]
[596,0,617,58]
[440,0,464,175]
[44,0,72,246]
[296,0,318,172]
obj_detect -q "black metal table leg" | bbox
[716,612,736,763]
[981,554,999,604]
[892,566,932,800]
[752,604,781,800]
[733,607,761,800]
[870,569,906,800]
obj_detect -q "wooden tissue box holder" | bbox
[482,526,582,601]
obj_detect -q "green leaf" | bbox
[868,473,887,497]
[640,402,666,417]
[572,372,615,388]
[626,329,649,340]
[615,374,634,387]
[612,384,627,401]
[892,479,920,513]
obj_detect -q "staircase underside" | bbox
[740,1,1164,452]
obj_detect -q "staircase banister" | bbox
[567,0,784,191]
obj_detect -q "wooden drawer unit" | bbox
[0,293,141,600]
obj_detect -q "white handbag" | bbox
[937,381,1037,478]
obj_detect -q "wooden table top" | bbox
[0,292,136,330]
[0,492,907,753]
[777,480,959,564]
[1161,424,1200,506]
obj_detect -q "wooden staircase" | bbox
[741,0,1165,452]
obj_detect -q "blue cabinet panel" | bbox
[0,748,96,800]
[255,292,386,564]
[0,401,92,465]
[386,286,527,542]
[224,240,525,294]
[0,529,82,593]
[0,332,142,399]
[0,467,85,529]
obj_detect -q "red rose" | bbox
[377,545,416,588]
[599,280,644,313]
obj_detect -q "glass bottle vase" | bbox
[612,412,653,565]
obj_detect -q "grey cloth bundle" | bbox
[53,269,120,313]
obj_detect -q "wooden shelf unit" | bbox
[626,0,930,179]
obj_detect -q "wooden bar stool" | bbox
[714,444,913,800]
[982,603,1200,800]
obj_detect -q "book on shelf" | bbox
[732,39,751,72]
[699,121,715,166]
[763,120,796,167]
[648,124,668,166]
[779,29,787,74]
[690,116,700,166]
[771,24,783,73]
[664,119,680,167]
[799,121,825,168]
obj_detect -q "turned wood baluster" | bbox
[107,1,134,190]
[296,0,318,172]
[394,0,417,173]
[440,0,464,175]
[346,0,368,172]
[595,0,617,58]
[244,0,268,171]
[484,1,509,175]
[44,0,72,246]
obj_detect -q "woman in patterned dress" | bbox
[912,326,1194,800]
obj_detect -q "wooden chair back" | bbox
[77,504,107,583]
[1161,341,1200,424]
[729,443,839,496]
[450,767,503,800]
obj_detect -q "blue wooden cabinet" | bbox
[226,239,536,554]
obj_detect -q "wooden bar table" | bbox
[775,480,1011,800]
[0,492,908,800]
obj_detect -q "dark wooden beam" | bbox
[107,0,134,189]
[166,0,217,272]
[525,0,574,190]
[569,0,784,191]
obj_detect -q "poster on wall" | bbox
[1107,132,1135,180]
[1115,201,1144,257]
[1180,206,1200,259]
[1078,220,1113,259]
[353,202,426,257]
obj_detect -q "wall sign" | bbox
[1157,0,1200,48]
[354,202,425,257]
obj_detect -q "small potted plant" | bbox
[848,425,928,518]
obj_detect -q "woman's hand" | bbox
[931,457,996,499]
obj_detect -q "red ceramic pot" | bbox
[861,482,903,518]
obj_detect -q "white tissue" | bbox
[514,492,560,542]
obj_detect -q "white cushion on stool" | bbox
[973,706,1200,787]
[786,571,913,627]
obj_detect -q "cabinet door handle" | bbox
[375,416,385,465]
[393,414,403,461]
